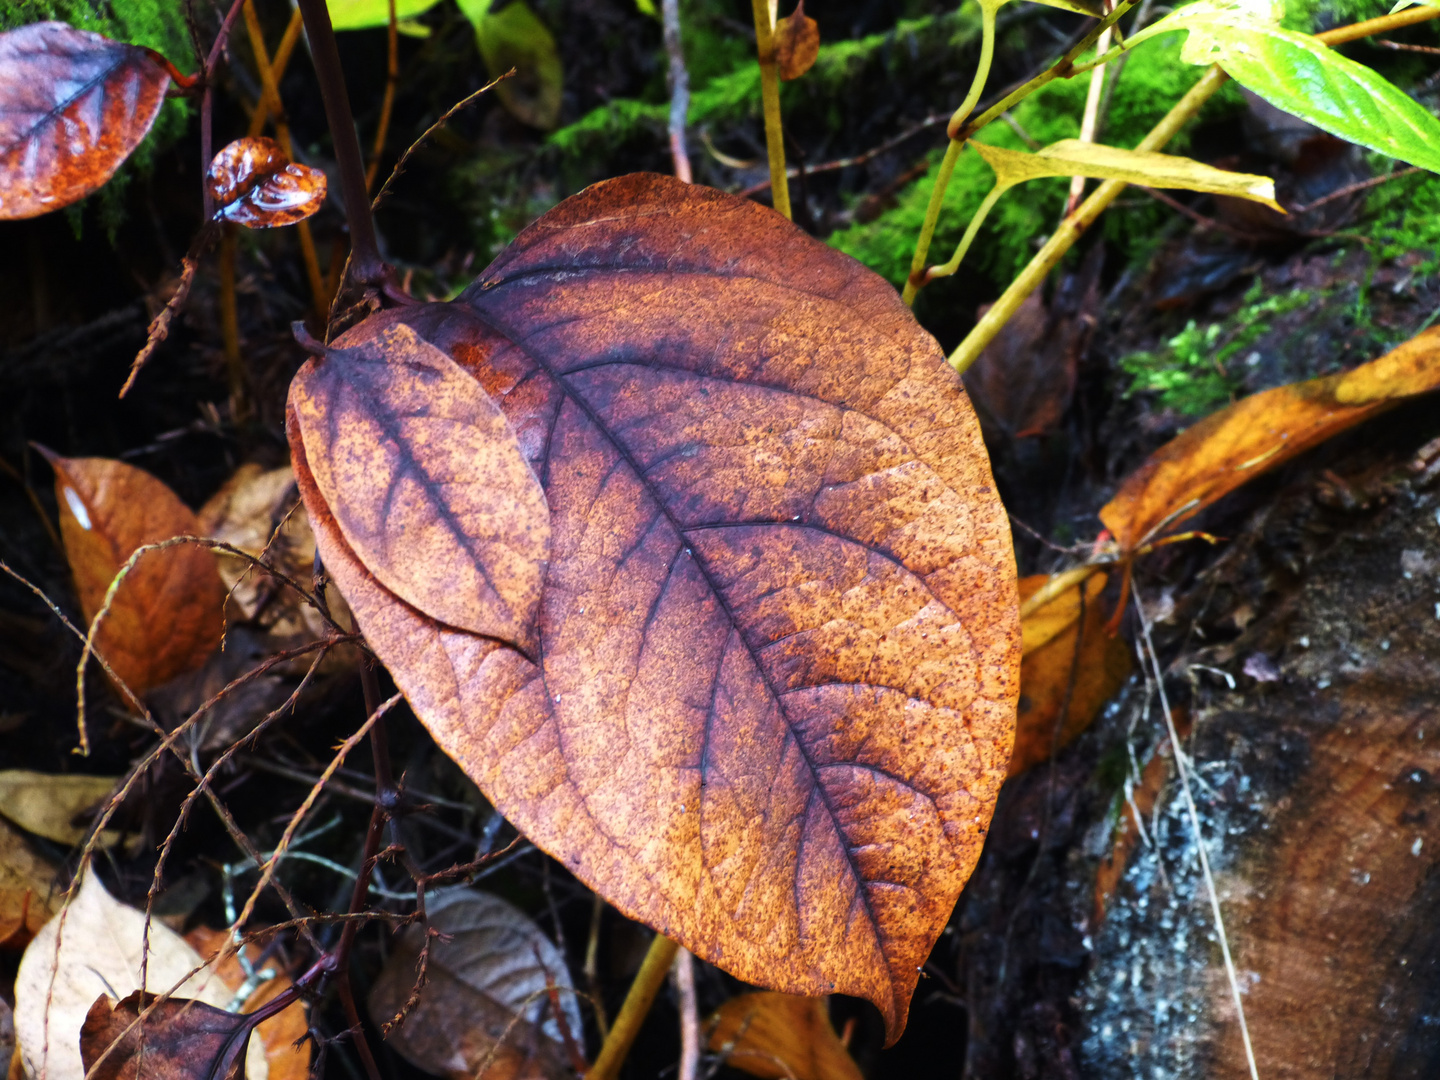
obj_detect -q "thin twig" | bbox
[120,223,221,397]
[589,934,682,1080]
[371,72,511,213]
[1132,582,1259,1080]
[735,113,948,197]
[663,0,693,182]
[750,0,790,219]
[1288,165,1422,215]
[674,947,700,1080]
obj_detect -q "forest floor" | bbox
[2,0,1440,1077]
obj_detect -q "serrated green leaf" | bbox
[1127,0,1440,173]
[972,138,1281,207]
[457,0,564,130]
[326,0,442,32]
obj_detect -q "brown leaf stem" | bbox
[295,0,388,289]
[587,934,681,1080]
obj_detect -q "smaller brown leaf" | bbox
[288,322,550,656]
[0,819,59,951]
[42,451,225,697]
[1009,574,1132,777]
[367,887,580,1063]
[80,992,250,1080]
[206,136,326,228]
[774,1,819,81]
[707,992,861,1080]
[0,22,172,220]
[1100,326,1440,553]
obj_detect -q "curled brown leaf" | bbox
[0,22,172,219]
[207,136,326,228]
[79,992,251,1080]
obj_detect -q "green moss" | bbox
[3,0,194,236]
[828,34,1244,292]
[1359,160,1440,274]
[1119,284,1316,415]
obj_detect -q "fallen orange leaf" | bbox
[707,992,861,1080]
[41,452,225,698]
[1100,325,1440,553]
[1009,573,1132,777]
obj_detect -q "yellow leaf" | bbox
[325,0,441,31]
[1333,325,1440,404]
[972,139,1282,209]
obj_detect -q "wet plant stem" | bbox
[901,0,1134,304]
[364,0,400,194]
[295,0,388,288]
[588,933,681,1080]
[947,1,1440,372]
[218,223,245,418]
[750,0,791,220]
[243,0,328,321]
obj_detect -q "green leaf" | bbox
[1025,0,1108,18]
[326,0,442,32]
[1128,0,1440,173]
[456,0,564,130]
[972,139,1281,208]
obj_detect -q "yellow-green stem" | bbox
[901,138,964,305]
[923,183,1006,284]
[947,3,1440,370]
[751,0,791,220]
[900,0,996,305]
[948,64,1229,373]
[587,933,681,1080]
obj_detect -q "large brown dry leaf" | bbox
[206,137,326,228]
[80,992,251,1080]
[13,874,265,1080]
[1100,326,1440,552]
[289,323,550,657]
[0,23,171,219]
[0,771,122,847]
[368,888,576,1080]
[186,927,310,1080]
[1008,574,1132,777]
[0,819,59,951]
[291,173,1019,1041]
[706,992,861,1080]
[44,453,225,697]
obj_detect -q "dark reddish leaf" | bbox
[290,174,1019,1042]
[774,1,820,81]
[206,136,326,228]
[289,323,550,656]
[0,22,171,220]
[80,992,251,1080]
[42,451,225,697]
